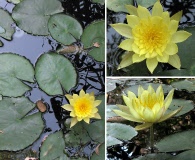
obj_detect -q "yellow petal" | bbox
[94,113,101,119]
[79,89,85,97]
[132,43,140,53]
[70,111,76,117]
[61,104,73,111]
[123,95,132,107]
[92,107,98,113]
[171,31,192,43]
[148,85,155,94]
[119,39,134,51]
[164,89,174,110]
[152,1,163,16]
[77,117,83,121]
[137,5,151,19]
[116,104,130,114]
[157,54,169,63]
[65,94,73,100]
[152,102,161,114]
[158,106,183,122]
[89,92,94,97]
[156,85,164,102]
[161,11,170,23]
[138,85,144,99]
[168,54,181,69]
[135,123,153,130]
[129,104,142,121]
[117,51,133,70]
[132,54,146,63]
[125,5,138,16]
[127,91,136,99]
[110,23,132,38]
[127,15,140,28]
[169,20,179,34]
[146,58,158,74]
[70,117,78,128]
[143,107,156,122]
[171,10,183,21]
[164,42,178,55]
[84,117,90,123]
[113,110,143,123]
[94,100,101,107]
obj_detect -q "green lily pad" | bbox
[107,105,118,118]
[171,80,195,92]
[40,131,68,160]
[124,83,173,96]
[35,52,77,96]
[12,0,64,35]
[48,14,83,45]
[167,99,194,117]
[107,0,133,13]
[107,123,137,147]
[0,53,34,97]
[0,97,44,151]
[132,153,173,160]
[170,150,195,160]
[92,0,104,5]
[81,20,105,62]
[91,143,105,160]
[156,130,195,152]
[137,0,157,8]
[0,9,14,40]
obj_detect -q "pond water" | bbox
[0,0,105,159]
[107,0,195,76]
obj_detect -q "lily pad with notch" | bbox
[0,53,34,97]
[35,52,77,96]
[0,97,44,151]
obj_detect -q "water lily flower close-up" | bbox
[61,89,101,128]
[113,85,182,130]
[111,0,192,73]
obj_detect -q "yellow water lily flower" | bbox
[111,0,192,73]
[113,85,182,130]
[61,89,101,128]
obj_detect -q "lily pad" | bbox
[40,131,68,160]
[0,26,5,34]
[0,97,44,151]
[107,123,137,147]
[170,150,195,160]
[12,0,64,35]
[48,14,83,45]
[167,99,194,117]
[91,143,105,160]
[107,105,118,118]
[35,52,77,96]
[0,9,15,40]
[156,130,195,152]
[0,53,34,97]
[92,0,104,5]
[171,80,195,92]
[107,0,133,13]
[137,0,157,8]
[132,153,173,160]
[124,83,173,96]
[81,20,105,62]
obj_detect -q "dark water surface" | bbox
[0,0,105,159]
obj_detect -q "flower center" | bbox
[132,17,170,57]
[74,97,92,118]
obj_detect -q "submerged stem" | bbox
[150,125,154,153]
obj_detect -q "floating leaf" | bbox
[0,9,14,40]
[107,105,118,118]
[35,52,77,95]
[107,0,133,13]
[107,136,122,147]
[92,0,104,5]
[107,123,137,147]
[156,130,195,152]
[167,99,194,117]
[91,143,105,160]
[132,153,173,160]
[0,26,5,34]
[136,0,157,8]
[48,13,83,45]
[0,53,34,97]
[12,0,64,35]
[170,150,195,160]
[81,20,105,62]
[0,97,44,151]
[171,79,195,92]
[124,83,173,96]
[40,131,68,160]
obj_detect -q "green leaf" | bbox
[12,0,64,35]
[137,0,157,8]
[107,123,137,147]
[0,53,34,97]
[107,105,118,118]
[132,153,173,160]
[156,130,195,152]
[0,9,14,40]
[0,26,5,34]
[170,150,195,160]
[81,20,105,62]
[167,99,194,117]
[171,79,195,92]
[48,13,83,45]
[91,0,104,5]
[40,131,68,160]
[124,83,173,96]
[91,143,105,160]
[35,52,77,95]
[0,97,44,151]
[107,136,122,147]
[107,0,133,13]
